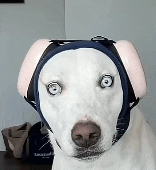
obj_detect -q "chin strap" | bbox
[130,97,140,110]
[24,96,37,111]
[112,97,140,145]
[24,96,62,149]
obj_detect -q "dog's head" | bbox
[17,38,146,161]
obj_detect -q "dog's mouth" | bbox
[73,150,104,161]
[72,143,105,162]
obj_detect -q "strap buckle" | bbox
[91,35,115,44]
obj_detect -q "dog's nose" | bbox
[71,121,101,148]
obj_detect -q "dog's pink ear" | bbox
[114,40,147,99]
[17,39,52,98]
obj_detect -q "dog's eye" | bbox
[100,75,113,88]
[46,82,62,95]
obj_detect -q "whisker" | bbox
[39,140,51,150]
[116,128,126,131]
[116,122,127,125]
[117,118,126,120]
[40,134,49,140]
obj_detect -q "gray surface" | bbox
[65,0,156,133]
[0,0,65,151]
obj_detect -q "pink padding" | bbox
[17,39,52,97]
[114,40,147,99]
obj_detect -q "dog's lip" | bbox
[73,150,104,161]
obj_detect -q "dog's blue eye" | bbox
[100,75,113,88]
[46,82,62,95]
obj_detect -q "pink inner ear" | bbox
[114,40,147,99]
[17,39,52,97]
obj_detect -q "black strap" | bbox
[27,42,59,101]
[130,97,140,110]
[24,96,61,150]
[24,96,37,111]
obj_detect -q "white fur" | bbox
[38,48,156,170]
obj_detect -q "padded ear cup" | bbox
[114,40,147,99]
[17,39,52,98]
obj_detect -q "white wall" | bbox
[65,0,156,131]
[0,0,65,151]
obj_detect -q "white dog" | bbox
[18,38,156,170]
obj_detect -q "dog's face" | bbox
[38,48,123,160]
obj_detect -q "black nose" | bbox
[71,121,101,148]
